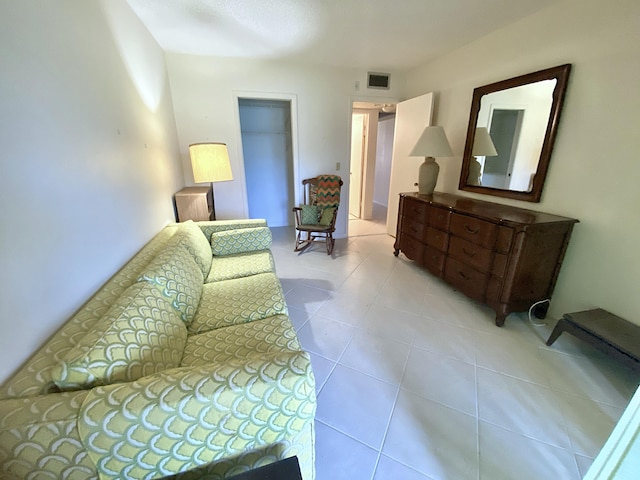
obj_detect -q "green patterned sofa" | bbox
[0,220,316,480]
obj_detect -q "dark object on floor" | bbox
[227,456,302,480]
[546,308,640,373]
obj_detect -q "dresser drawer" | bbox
[399,235,424,262]
[425,227,448,252]
[429,206,451,230]
[424,246,445,276]
[444,257,488,301]
[448,236,492,273]
[402,218,425,240]
[450,213,496,248]
[403,197,428,223]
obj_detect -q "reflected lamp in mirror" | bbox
[468,127,498,186]
[409,126,453,195]
[189,142,233,218]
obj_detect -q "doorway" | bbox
[238,98,295,227]
[483,108,524,189]
[348,104,395,237]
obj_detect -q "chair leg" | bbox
[294,230,312,252]
[326,232,334,255]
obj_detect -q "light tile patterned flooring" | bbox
[270,222,640,480]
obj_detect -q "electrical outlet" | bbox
[336,162,340,171]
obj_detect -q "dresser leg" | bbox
[494,306,510,327]
[393,248,400,257]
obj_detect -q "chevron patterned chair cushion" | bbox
[210,226,272,256]
[51,282,188,391]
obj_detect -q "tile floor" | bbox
[271,221,640,480]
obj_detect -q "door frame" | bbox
[232,91,300,219]
[347,95,400,230]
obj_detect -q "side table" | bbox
[546,308,640,373]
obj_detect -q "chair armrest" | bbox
[77,351,316,480]
[292,207,302,226]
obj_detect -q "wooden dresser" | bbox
[394,192,578,326]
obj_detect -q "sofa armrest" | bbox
[0,390,98,478]
[198,219,267,240]
[78,351,316,480]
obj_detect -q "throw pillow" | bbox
[51,282,188,391]
[319,207,336,226]
[210,227,272,256]
[301,205,320,224]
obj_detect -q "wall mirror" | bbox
[459,64,571,202]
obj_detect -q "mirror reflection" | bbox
[469,80,556,191]
[459,64,571,202]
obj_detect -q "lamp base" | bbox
[418,157,439,195]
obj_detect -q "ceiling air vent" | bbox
[367,72,390,90]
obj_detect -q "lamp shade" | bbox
[189,143,233,183]
[409,126,453,158]
[473,127,498,156]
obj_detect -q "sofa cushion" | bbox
[174,221,213,277]
[50,282,187,391]
[137,242,204,325]
[182,315,300,367]
[206,250,275,283]
[210,227,272,256]
[189,273,287,334]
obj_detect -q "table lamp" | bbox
[409,126,453,195]
[189,142,233,219]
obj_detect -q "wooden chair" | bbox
[292,175,343,255]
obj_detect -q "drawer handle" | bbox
[462,248,476,258]
[464,224,480,234]
[410,226,418,233]
[458,271,469,280]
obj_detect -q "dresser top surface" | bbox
[401,192,578,226]
[175,186,211,196]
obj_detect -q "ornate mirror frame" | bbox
[459,64,572,202]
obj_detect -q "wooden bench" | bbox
[546,308,640,373]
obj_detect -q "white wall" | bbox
[165,53,406,237]
[0,1,182,383]
[406,0,640,323]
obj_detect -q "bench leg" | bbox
[546,317,568,346]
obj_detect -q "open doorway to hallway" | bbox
[348,102,395,236]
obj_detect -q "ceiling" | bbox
[126,0,562,70]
